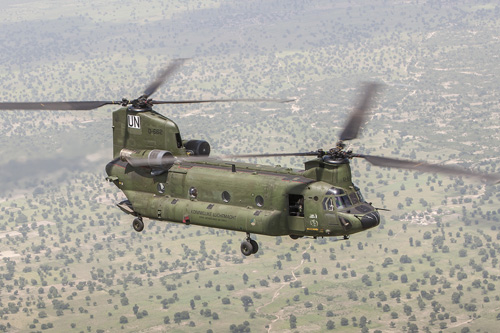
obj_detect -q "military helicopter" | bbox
[1,60,499,257]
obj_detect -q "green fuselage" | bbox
[105,157,380,238]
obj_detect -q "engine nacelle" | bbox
[120,149,174,170]
[183,140,211,156]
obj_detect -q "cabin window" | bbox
[255,195,264,207]
[157,183,165,194]
[222,191,231,203]
[189,187,198,199]
[289,194,304,217]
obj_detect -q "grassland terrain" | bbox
[1,0,500,332]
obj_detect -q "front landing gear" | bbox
[133,217,144,232]
[241,234,259,256]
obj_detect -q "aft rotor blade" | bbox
[339,82,379,141]
[224,151,318,159]
[359,154,500,183]
[152,98,295,105]
[0,101,121,110]
[143,58,189,98]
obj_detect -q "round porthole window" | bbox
[255,195,264,207]
[222,191,231,203]
[189,187,198,199]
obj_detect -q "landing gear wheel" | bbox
[241,240,253,256]
[133,217,144,232]
[249,239,259,254]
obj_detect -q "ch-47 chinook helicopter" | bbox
[1,59,499,256]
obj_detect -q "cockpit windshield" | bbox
[323,187,353,211]
[336,195,352,209]
[323,186,368,212]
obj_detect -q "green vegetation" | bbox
[1,0,500,332]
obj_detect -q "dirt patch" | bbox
[0,250,20,259]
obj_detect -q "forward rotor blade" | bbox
[143,58,189,98]
[0,101,121,110]
[152,98,295,105]
[126,151,314,167]
[359,154,500,183]
[339,82,379,141]
[224,151,318,159]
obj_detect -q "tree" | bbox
[289,314,297,329]
[361,274,372,286]
[451,292,461,304]
[174,311,190,324]
[240,296,253,308]
[119,316,128,324]
[390,290,401,299]
[341,317,348,326]
[359,316,367,327]
[347,290,358,301]
[326,320,335,330]
[400,255,412,264]
[408,323,419,333]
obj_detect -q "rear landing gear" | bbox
[133,217,144,232]
[241,233,259,256]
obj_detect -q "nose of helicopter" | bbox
[360,211,380,229]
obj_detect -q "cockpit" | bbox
[322,186,367,212]
[321,185,380,231]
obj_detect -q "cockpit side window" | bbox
[349,192,359,205]
[322,197,335,211]
[354,186,366,203]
